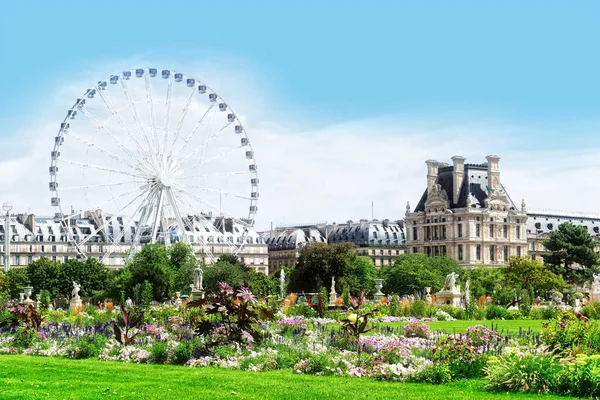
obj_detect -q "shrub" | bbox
[581,302,600,320]
[440,306,465,320]
[287,303,317,318]
[557,354,600,397]
[504,310,522,320]
[485,305,507,320]
[411,300,427,317]
[542,311,600,355]
[150,341,170,364]
[431,336,488,379]
[485,348,563,394]
[411,364,452,384]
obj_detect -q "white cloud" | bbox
[1,60,600,231]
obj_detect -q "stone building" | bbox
[404,155,528,267]
[1,211,268,274]
[265,219,406,273]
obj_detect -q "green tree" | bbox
[339,256,377,296]
[381,254,462,295]
[27,257,62,298]
[245,268,278,297]
[501,256,567,300]
[168,242,198,293]
[288,242,358,293]
[59,258,109,297]
[5,268,30,299]
[461,266,501,299]
[203,260,246,291]
[543,222,600,286]
[126,244,172,301]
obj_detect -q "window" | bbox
[425,246,431,256]
[442,245,447,256]
[529,242,534,250]
[15,255,21,265]
[516,227,521,239]
[517,246,521,256]
[458,245,463,261]
[41,245,45,253]
[458,224,463,238]
[434,226,438,239]
[63,256,69,263]
[434,246,439,257]
[51,256,57,262]
[27,255,32,264]
[503,225,508,238]
[490,245,495,261]
[476,245,481,260]
[51,245,57,253]
[426,227,431,240]
[475,224,480,237]
[413,247,418,253]
[442,226,446,239]
[489,225,494,238]
[503,245,508,261]
[87,245,92,253]
[412,227,417,241]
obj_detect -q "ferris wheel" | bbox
[49,68,259,262]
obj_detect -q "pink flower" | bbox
[218,282,234,296]
[236,287,257,304]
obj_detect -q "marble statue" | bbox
[463,279,471,305]
[330,276,336,293]
[280,269,286,298]
[72,282,81,299]
[194,267,204,290]
[442,272,457,292]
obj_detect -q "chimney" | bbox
[425,159,440,195]
[359,219,368,228]
[451,155,466,204]
[346,220,353,228]
[486,155,501,191]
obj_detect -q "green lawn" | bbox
[321,319,548,334]
[0,355,573,400]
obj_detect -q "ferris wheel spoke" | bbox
[60,180,143,191]
[176,184,251,200]
[173,103,218,163]
[144,74,160,151]
[174,184,250,227]
[165,187,191,244]
[192,146,245,169]
[59,159,145,179]
[120,79,156,161]
[161,75,175,164]
[177,170,251,181]
[95,84,153,163]
[101,191,153,262]
[166,86,196,161]
[79,107,153,174]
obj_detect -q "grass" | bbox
[0,355,574,400]
[321,319,549,334]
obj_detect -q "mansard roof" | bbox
[527,212,600,238]
[414,163,518,212]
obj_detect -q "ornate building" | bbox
[265,219,406,273]
[405,155,528,267]
[0,211,268,274]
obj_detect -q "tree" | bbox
[381,254,462,295]
[27,258,62,298]
[203,260,245,291]
[59,258,109,297]
[288,242,358,293]
[5,268,30,299]
[339,256,377,296]
[461,267,501,299]
[543,222,600,286]
[501,256,567,299]
[126,244,173,301]
[168,242,199,294]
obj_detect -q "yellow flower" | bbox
[347,314,364,324]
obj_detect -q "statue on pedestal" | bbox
[280,269,286,298]
[329,276,337,305]
[72,282,81,299]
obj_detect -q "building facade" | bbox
[265,219,406,272]
[405,155,528,267]
[1,211,269,274]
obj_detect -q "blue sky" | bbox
[1,1,600,226]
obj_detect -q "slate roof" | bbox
[527,212,600,237]
[414,163,518,212]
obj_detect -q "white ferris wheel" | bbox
[49,68,259,262]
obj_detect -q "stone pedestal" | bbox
[435,291,462,307]
[191,289,205,301]
[175,291,183,306]
[70,297,83,310]
[329,291,337,306]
